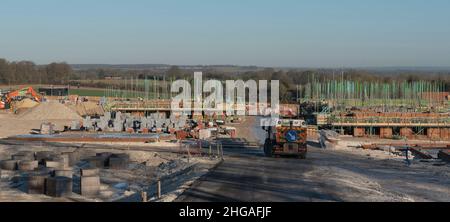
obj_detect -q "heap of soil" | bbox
[20,101,82,120]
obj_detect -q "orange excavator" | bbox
[0,87,42,109]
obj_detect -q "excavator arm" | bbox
[6,87,42,103]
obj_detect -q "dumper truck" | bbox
[262,119,308,159]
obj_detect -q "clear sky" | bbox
[1,0,450,67]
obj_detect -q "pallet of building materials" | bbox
[40,122,56,135]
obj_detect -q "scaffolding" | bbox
[298,77,448,112]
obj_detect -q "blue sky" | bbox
[1,0,449,67]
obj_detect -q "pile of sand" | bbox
[21,101,82,121]
[14,98,39,109]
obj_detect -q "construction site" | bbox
[0,75,449,202]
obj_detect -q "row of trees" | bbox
[3,58,450,98]
[0,58,72,85]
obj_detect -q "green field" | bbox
[69,88,169,99]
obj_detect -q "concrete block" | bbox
[1,160,18,171]
[87,157,104,168]
[80,168,99,177]
[18,160,39,171]
[79,150,97,160]
[54,169,73,178]
[45,161,63,169]
[61,152,80,167]
[109,157,128,169]
[14,151,35,160]
[80,176,100,196]
[27,173,48,194]
[12,154,34,161]
[35,151,56,163]
[71,121,81,130]
[46,176,73,197]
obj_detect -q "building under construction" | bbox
[298,78,450,140]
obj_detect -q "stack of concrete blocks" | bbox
[71,120,81,131]
[125,118,134,131]
[83,116,94,131]
[113,112,125,132]
[80,168,101,197]
[98,115,110,131]
[1,151,37,171]
[115,112,123,121]
[26,165,73,197]
[139,117,151,132]
[104,112,111,120]
[113,119,124,132]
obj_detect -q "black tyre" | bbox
[298,153,307,159]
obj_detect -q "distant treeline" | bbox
[2,58,450,94]
[0,58,72,85]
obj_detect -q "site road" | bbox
[176,145,450,202]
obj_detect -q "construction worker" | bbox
[319,131,327,149]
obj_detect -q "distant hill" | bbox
[71,64,450,73]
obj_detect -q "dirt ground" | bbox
[0,111,72,139]
[0,140,220,202]
[1,113,449,202]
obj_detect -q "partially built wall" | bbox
[326,112,450,140]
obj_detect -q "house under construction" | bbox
[299,78,450,140]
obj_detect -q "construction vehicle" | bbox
[263,118,308,159]
[0,87,42,109]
